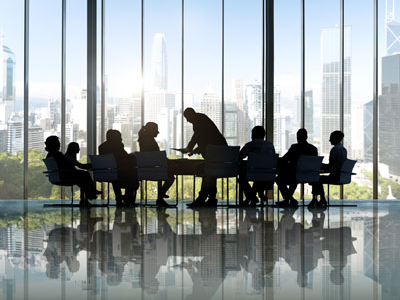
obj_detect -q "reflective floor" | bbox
[0,200,396,299]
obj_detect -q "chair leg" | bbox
[235,177,238,206]
[176,175,179,206]
[107,182,110,206]
[327,184,330,206]
[193,176,196,200]
[227,178,229,206]
[70,186,74,206]
[145,180,148,205]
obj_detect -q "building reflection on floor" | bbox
[0,201,396,299]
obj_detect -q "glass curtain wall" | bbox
[0,1,24,199]
[0,0,389,200]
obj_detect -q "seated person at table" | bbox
[45,136,98,206]
[310,130,347,207]
[138,122,175,207]
[276,128,318,207]
[239,126,275,206]
[98,130,139,206]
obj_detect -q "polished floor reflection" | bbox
[0,200,395,299]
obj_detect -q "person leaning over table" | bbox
[238,126,276,206]
[138,122,175,207]
[181,107,228,207]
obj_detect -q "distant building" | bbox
[28,126,44,152]
[151,33,168,91]
[7,115,22,154]
[363,100,373,162]
[320,25,352,156]
[200,86,221,130]
[224,102,238,146]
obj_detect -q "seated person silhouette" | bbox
[276,128,318,207]
[239,126,275,206]
[182,107,228,207]
[310,130,347,207]
[45,136,98,206]
[98,129,139,206]
[138,122,175,207]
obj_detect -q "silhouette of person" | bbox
[276,128,318,207]
[239,126,276,206]
[98,129,139,206]
[64,142,100,201]
[182,107,228,207]
[45,136,97,206]
[311,130,347,207]
[138,122,175,207]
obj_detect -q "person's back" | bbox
[191,112,227,156]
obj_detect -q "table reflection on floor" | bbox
[0,200,396,299]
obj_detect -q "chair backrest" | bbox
[296,155,324,183]
[246,152,278,182]
[203,145,240,178]
[89,154,119,182]
[134,151,168,181]
[338,159,357,184]
[43,157,61,184]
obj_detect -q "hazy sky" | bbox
[0,0,391,107]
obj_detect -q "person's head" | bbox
[144,122,159,137]
[329,130,344,145]
[45,136,60,153]
[66,142,80,155]
[106,129,122,143]
[297,128,308,143]
[251,126,265,140]
[183,107,196,123]
[330,269,344,285]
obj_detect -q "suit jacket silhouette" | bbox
[279,141,318,171]
[187,112,227,157]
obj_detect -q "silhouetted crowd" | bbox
[44,107,348,207]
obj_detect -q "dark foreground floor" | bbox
[0,199,396,299]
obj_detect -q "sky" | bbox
[0,0,392,106]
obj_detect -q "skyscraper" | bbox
[385,0,400,55]
[151,33,168,91]
[320,25,352,155]
[200,86,221,130]
[296,90,314,141]
[245,81,262,130]
[363,100,373,163]
[379,54,400,176]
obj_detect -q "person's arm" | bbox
[184,132,198,154]
[239,143,250,160]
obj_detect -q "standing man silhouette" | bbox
[182,107,227,207]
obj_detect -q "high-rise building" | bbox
[151,33,168,91]
[0,33,16,124]
[0,125,7,152]
[245,82,262,130]
[200,86,221,130]
[7,115,22,154]
[224,102,238,146]
[385,0,400,55]
[28,126,44,152]
[363,100,373,162]
[232,79,248,145]
[296,90,314,141]
[320,25,352,155]
[379,53,400,176]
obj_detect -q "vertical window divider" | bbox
[262,0,265,128]
[373,0,378,199]
[265,0,274,144]
[221,0,225,135]
[340,0,344,200]
[61,0,66,200]
[181,0,185,199]
[300,0,305,200]
[141,0,144,128]
[23,0,29,200]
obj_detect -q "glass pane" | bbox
[104,0,141,153]
[343,0,373,200]
[0,1,24,199]
[378,0,400,199]
[225,0,262,147]
[275,0,301,156]
[28,0,61,199]
[305,0,340,198]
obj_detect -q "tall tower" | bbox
[320,25,352,155]
[151,33,168,91]
[386,0,400,55]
